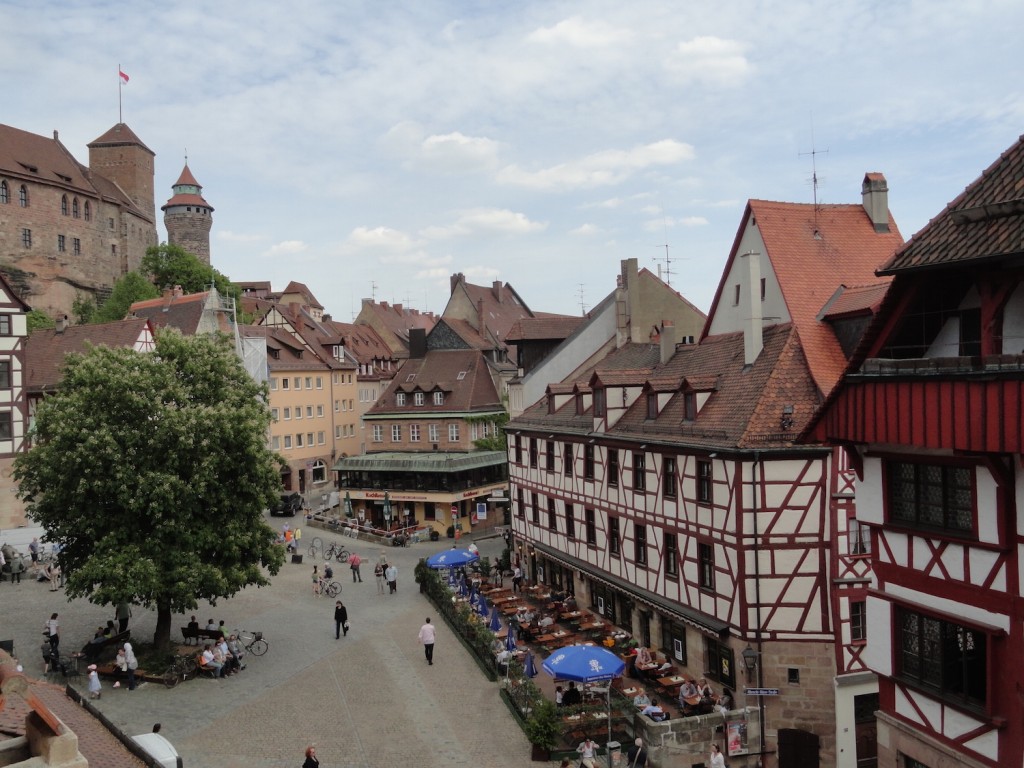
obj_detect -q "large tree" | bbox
[141,243,240,301]
[94,271,161,323]
[14,329,285,651]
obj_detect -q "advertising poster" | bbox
[727,721,748,756]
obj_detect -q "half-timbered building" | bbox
[0,272,30,529]
[811,136,1024,768]
[509,175,903,768]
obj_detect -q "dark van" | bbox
[271,492,303,517]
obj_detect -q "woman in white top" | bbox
[709,744,726,768]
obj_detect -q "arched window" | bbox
[19,185,28,207]
[61,195,68,215]
[72,198,80,218]
[84,201,91,221]
[0,181,8,204]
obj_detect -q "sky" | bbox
[3,1,1023,320]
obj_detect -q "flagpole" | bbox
[118,63,122,123]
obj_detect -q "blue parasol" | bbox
[476,596,489,618]
[543,645,624,747]
[524,651,538,678]
[505,628,518,653]
[425,549,481,569]
[457,581,468,597]
[489,606,502,632]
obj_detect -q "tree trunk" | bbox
[153,599,173,653]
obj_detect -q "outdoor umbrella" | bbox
[425,549,481,569]
[543,645,626,748]
[523,651,538,678]
[457,581,468,597]
[489,606,502,633]
[476,595,489,618]
[343,491,354,518]
[505,629,518,653]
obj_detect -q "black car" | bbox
[270,492,303,517]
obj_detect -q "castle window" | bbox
[84,201,91,221]
[57,235,65,252]
[0,181,7,204]
[73,238,81,255]
[888,461,973,536]
[72,198,80,218]
[21,229,31,248]
[61,195,69,216]
[109,218,114,229]
[19,185,28,207]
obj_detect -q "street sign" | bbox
[745,688,780,696]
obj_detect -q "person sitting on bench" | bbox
[641,698,666,721]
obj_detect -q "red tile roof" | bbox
[280,281,323,310]
[87,123,153,155]
[369,349,502,416]
[505,316,585,342]
[818,283,890,320]
[24,318,153,391]
[130,291,208,333]
[880,134,1024,274]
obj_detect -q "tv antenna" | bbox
[799,124,828,212]
[370,281,378,301]
[653,242,675,285]
[577,283,588,315]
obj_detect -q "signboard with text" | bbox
[744,688,780,696]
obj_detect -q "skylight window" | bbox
[457,371,467,380]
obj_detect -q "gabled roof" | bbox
[87,122,154,155]
[369,349,502,416]
[130,291,208,333]
[880,134,1024,274]
[706,198,903,397]
[24,318,154,392]
[279,281,323,310]
[818,283,890,320]
[263,326,330,372]
[505,316,585,342]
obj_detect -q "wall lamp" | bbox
[741,644,758,680]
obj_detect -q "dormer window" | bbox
[414,392,425,406]
[684,392,696,421]
[575,392,583,415]
[433,391,444,405]
[396,392,406,406]
[594,388,606,417]
[646,393,658,420]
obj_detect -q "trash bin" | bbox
[606,740,621,767]
[291,553,303,564]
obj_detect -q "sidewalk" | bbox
[2,523,529,768]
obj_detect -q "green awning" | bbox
[332,450,506,473]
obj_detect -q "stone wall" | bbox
[635,707,761,768]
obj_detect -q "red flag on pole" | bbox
[119,70,130,83]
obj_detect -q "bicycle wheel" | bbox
[163,667,180,688]
[323,547,335,561]
[337,549,349,563]
[307,544,319,558]
[311,536,323,549]
[326,581,341,597]
[249,638,268,656]
[179,655,197,677]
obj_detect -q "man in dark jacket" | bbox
[334,600,349,639]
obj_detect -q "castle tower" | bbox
[87,122,156,221]
[162,164,214,265]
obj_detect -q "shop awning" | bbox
[532,542,731,639]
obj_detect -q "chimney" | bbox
[862,173,890,233]
[409,328,427,359]
[659,321,677,365]
[323,313,332,322]
[742,251,763,365]
[55,314,69,334]
[450,272,465,294]
[492,280,504,303]
[477,298,485,331]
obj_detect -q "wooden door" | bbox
[778,728,819,768]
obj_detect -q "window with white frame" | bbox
[312,460,326,483]
[433,391,444,405]
[429,424,439,443]
[373,425,383,442]
[306,432,313,445]
[306,406,313,418]
[396,392,406,406]
[271,436,280,450]
[270,378,278,390]
[283,407,291,420]
[335,400,340,412]
[317,431,325,445]
[448,424,459,442]
[271,408,279,421]
[282,378,289,390]
[316,377,323,389]
[392,424,402,441]
[317,405,324,417]
[305,377,312,389]
[294,377,301,389]
[414,392,425,406]
[284,435,292,449]
[295,408,302,420]
[296,433,304,447]
[410,424,421,442]
[335,426,342,438]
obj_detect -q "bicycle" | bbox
[162,653,198,688]
[307,536,323,559]
[323,541,350,563]
[234,628,269,656]
[321,580,341,598]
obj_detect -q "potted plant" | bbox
[524,698,560,761]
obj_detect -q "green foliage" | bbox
[26,310,55,332]
[94,271,160,323]
[524,698,560,749]
[142,243,241,301]
[468,411,509,451]
[72,293,97,325]
[14,328,284,651]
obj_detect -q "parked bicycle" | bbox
[307,536,323,559]
[323,541,350,563]
[162,653,198,688]
[234,628,269,656]
[320,579,341,598]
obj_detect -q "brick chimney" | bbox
[742,251,763,365]
[862,172,890,233]
[450,272,465,294]
[659,321,677,365]
[492,280,504,303]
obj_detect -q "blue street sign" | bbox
[745,688,780,696]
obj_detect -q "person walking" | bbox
[28,538,39,571]
[44,613,60,657]
[512,564,522,593]
[87,664,102,699]
[627,737,648,767]
[48,563,61,592]
[302,745,320,768]
[9,554,24,584]
[116,601,131,632]
[123,642,139,690]
[349,552,362,582]
[709,744,726,768]
[334,600,348,639]
[418,617,436,665]
[385,562,398,594]
[311,565,321,596]
[374,561,385,594]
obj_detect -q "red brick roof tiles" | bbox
[505,316,585,342]
[25,318,153,391]
[370,349,502,416]
[819,283,890,319]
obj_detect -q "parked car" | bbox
[132,733,182,768]
[270,492,302,517]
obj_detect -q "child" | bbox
[87,664,101,699]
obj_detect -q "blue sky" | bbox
[3,1,1022,319]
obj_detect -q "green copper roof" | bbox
[332,451,506,473]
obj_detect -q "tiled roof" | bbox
[25,318,152,391]
[516,325,823,451]
[87,123,153,155]
[505,316,585,342]
[746,199,902,395]
[369,349,502,416]
[130,292,207,333]
[172,164,200,187]
[880,134,1024,274]
[818,283,890,319]
[325,320,395,364]
[280,281,323,310]
[265,326,330,372]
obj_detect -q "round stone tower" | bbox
[162,164,213,264]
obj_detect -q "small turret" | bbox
[162,164,214,264]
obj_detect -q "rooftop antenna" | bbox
[652,209,683,285]
[370,281,378,302]
[577,283,588,315]
[799,120,828,231]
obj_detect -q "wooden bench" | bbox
[79,630,130,662]
[195,654,219,678]
[181,626,225,645]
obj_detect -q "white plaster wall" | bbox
[864,595,892,675]
[834,676,878,768]
[706,225,787,335]
[1002,283,1024,354]
[858,458,884,526]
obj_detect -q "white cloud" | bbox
[664,36,751,87]
[346,226,419,251]
[263,240,308,257]
[640,205,662,215]
[420,131,502,172]
[498,139,695,190]
[570,223,600,236]
[680,216,709,226]
[526,15,633,48]
[421,208,547,239]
